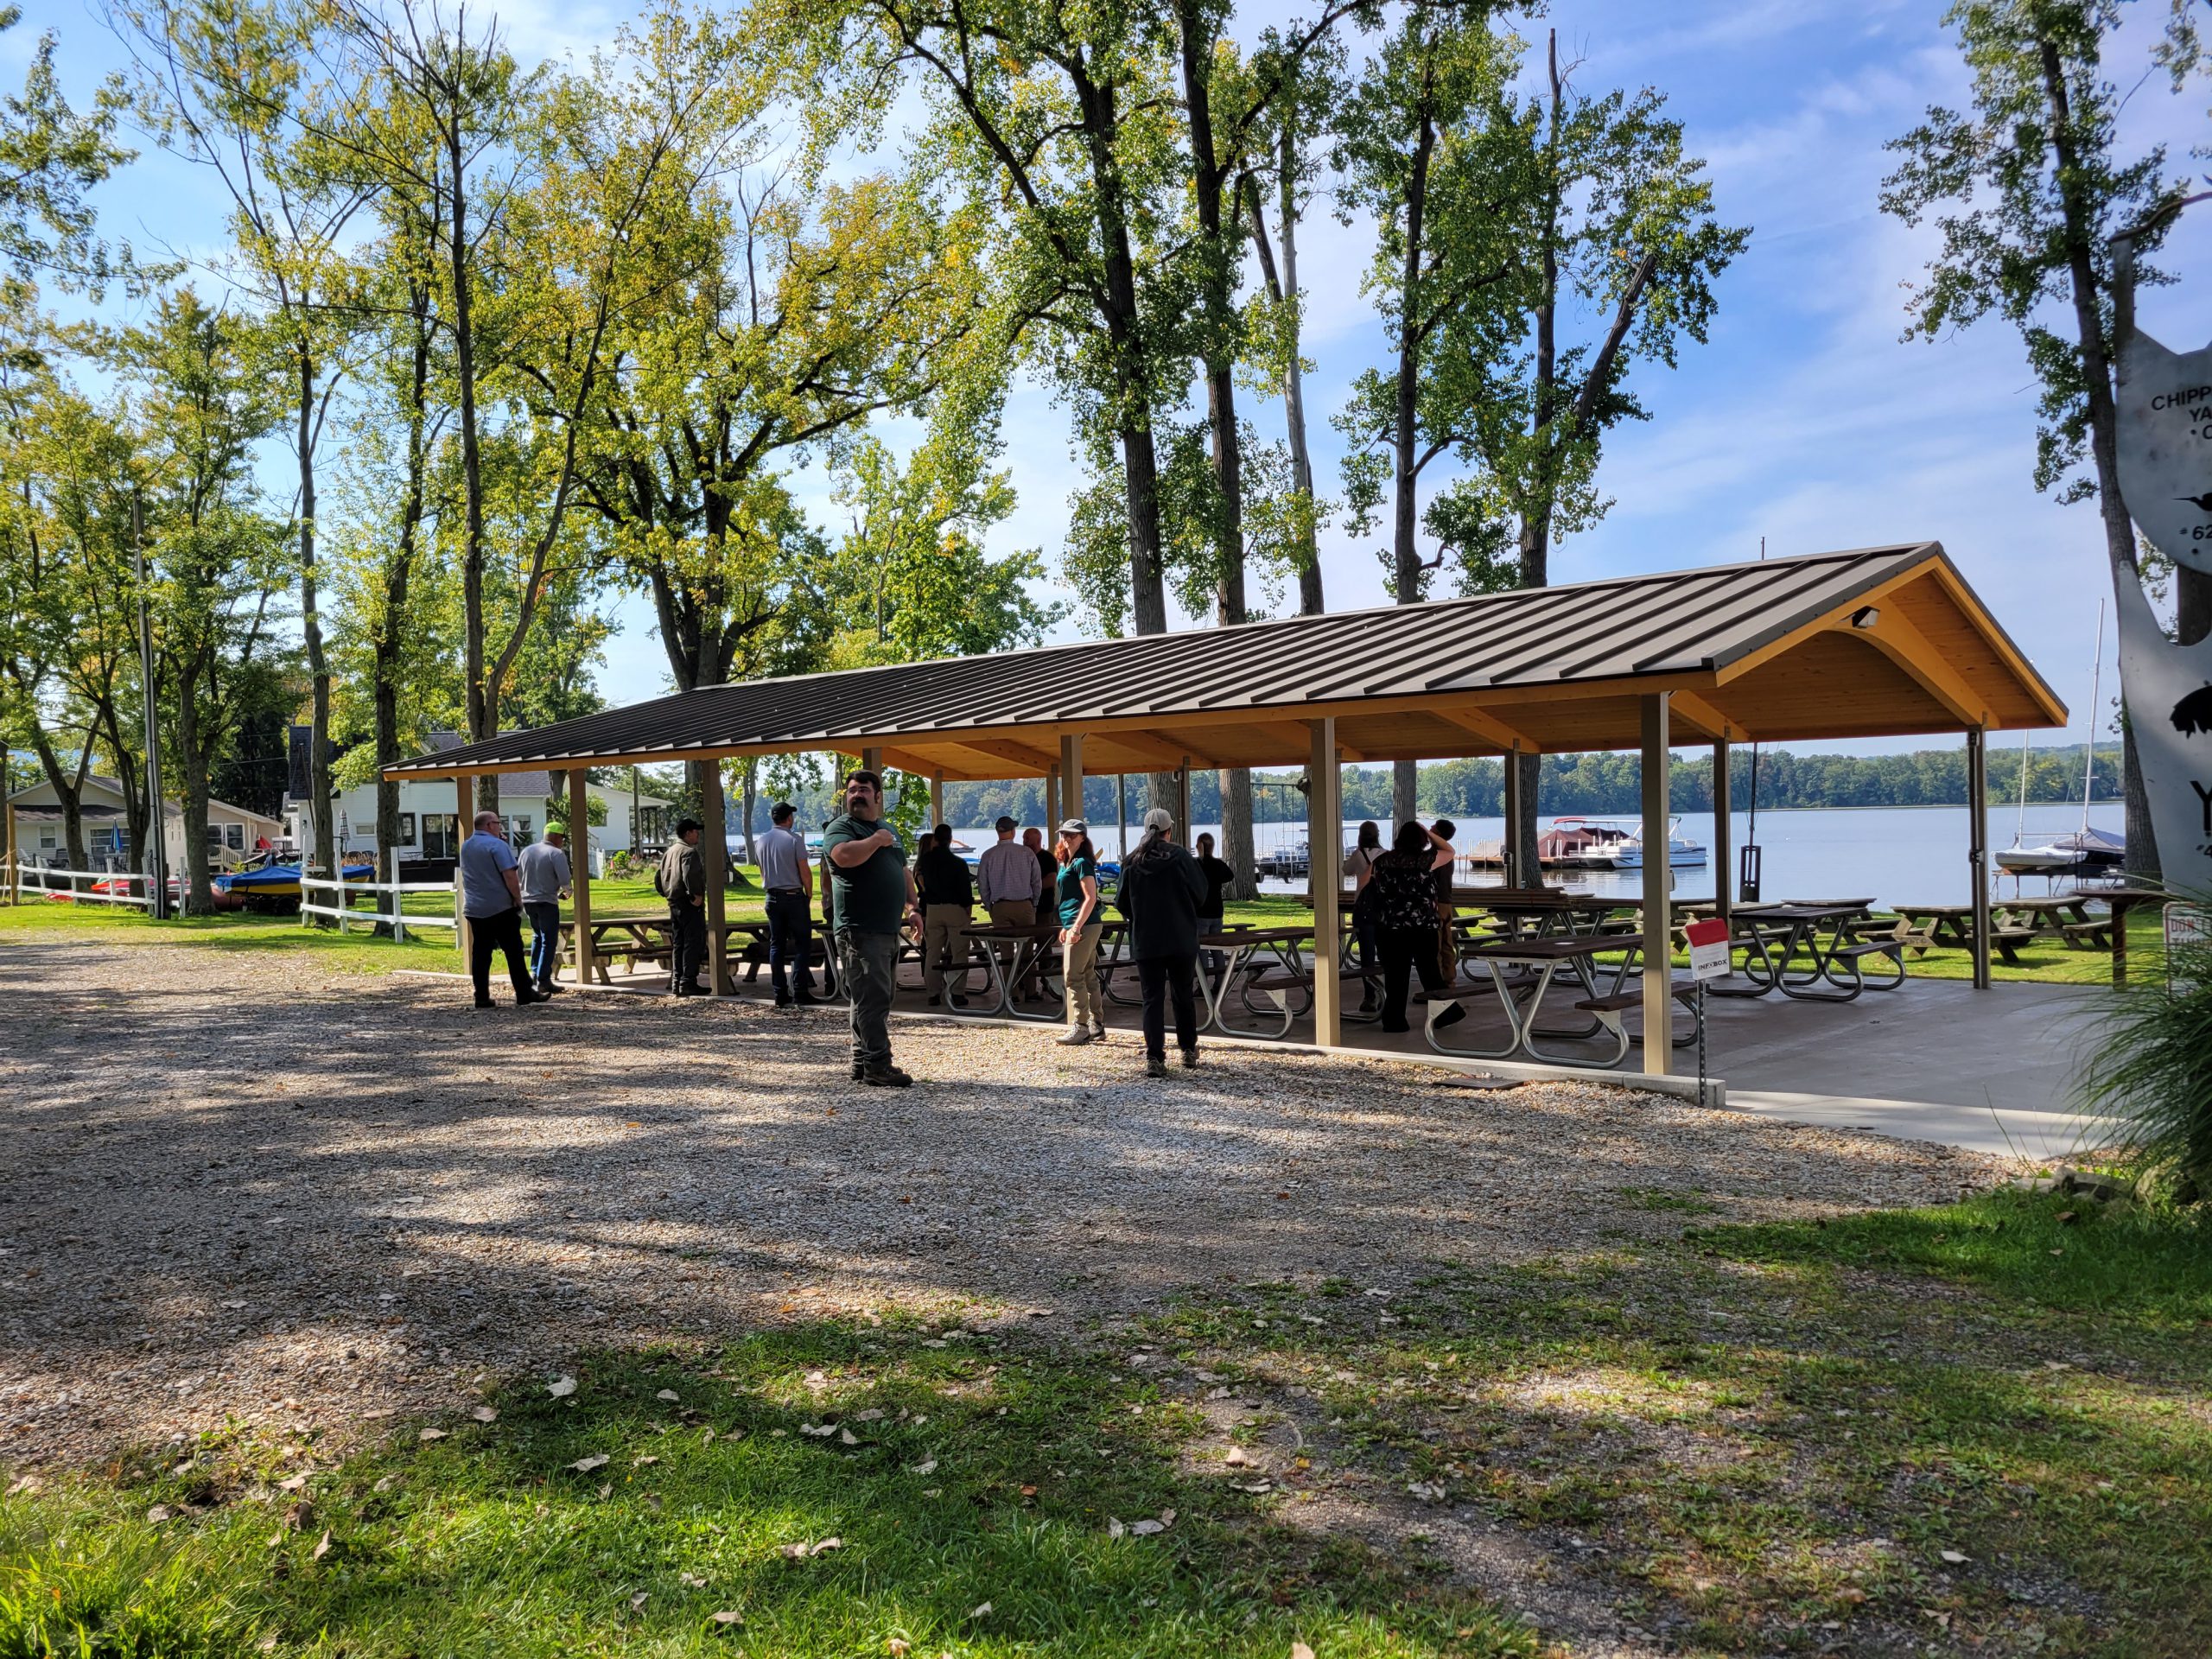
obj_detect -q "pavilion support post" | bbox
[1046,767,1060,830]
[1060,734,1085,827]
[929,772,946,829]
[1501,747,1523,886]
[1307,719,1344,1049]
[1177,761,1192,848]
[701,759,732,995]
[1967,727,1991,990]
[569,768,594,988]
[1640,695,1673,1077]
[453,773,473,966]
[860,747,883,779]
[1711,741,1732,927]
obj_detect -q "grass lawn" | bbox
[4,1189,2206,1656]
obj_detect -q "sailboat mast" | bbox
[2015,733,2029,844]
[2080,598,2106,836]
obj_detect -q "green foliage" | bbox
[0,6,140,297]
[2081,926,2212,1187]
[1880,0,2181,503]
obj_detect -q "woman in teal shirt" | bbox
[1054,818,1106,1044]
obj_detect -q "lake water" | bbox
[935,804,2128,910]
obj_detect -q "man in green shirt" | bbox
[822,769,922,1087]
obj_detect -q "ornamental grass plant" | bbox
[2082,922,2212,1200]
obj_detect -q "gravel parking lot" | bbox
[2,937,2006,1467]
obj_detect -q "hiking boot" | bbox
[1145,1056,1168,1079]
[927,994,943,1007]
[474,995,495,1010]
[774,991,793,1008]
[860,1061,913,1088]
[1090,1021,1107,1039]
[1056,1025,1095,1046]
[515,988,545,1006]
[851,1060,867,1080]
[535,979,563,995]
[950,994,969,1008]
[1179,1047,1199,1070]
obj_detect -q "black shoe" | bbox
[1179,1047,1199,1070]
[683,981,710,998]
[1357,993,1379,1013]
[950,995,969,1008]
[536,980,563,995]
[1380,1019,1410,1034]
[515,988,544,1006]
[927,994,942,1007]
[1145,1056,1168,1079]
[774,992,793,1007]
[474,996,495,1010]
[1433,1002,1466,1029]
[793,991,821,1006]
[850,1061,867,1081]
[860,1062,912,1088]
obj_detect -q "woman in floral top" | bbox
[1369,822,1467,1033]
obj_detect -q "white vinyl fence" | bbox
[300,873,458,941]
[8,862,154,908]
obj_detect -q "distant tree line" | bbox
[647,741,2114,838]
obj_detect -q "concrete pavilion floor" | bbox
[553,944,2112,1161]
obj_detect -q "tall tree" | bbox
[1883,0,2202,876]
[0,5,138,297]
[129,0,378,888]
[128,288,288,914]
[1334,8,1522,823]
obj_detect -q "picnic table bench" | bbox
[1891,902,2038,964]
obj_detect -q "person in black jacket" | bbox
[1115,807,1211,1076]
[913,823,976,1007]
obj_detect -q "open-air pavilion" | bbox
[385,542,2067,1079]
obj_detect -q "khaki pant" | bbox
[1063,919,1104,1028]
[987,898,1037,994]
[922,906,971,999]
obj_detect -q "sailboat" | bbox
[1997,599,2126,880]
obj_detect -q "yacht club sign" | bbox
[2112,233,2212,892]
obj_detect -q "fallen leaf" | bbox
[1940,1549,1970,1565]
[710,1609,744,1626]
[634,1455,661,1468]
[419,1428,447,1443]
[889,1641,912,1656]
[570,1453,610,1473]
[1108,1517,1126,1538]
[810,1537,843,1555]
[596,1484,612,1498]
[681,1572,709,1588]
[547,1376,577,1398]
[1224,1447,1251,1466]
[276,1473,308,1492]
[631,1592,649,1612]
[840,1427,861,1446]
[779,1543,809,1560]
[910,1459,938,1476]
[1020,1484,1038,1499]
[4,1476,39,1497]
[372,1475,397,1495]
[146,1504,173,1524]
[311,1530,331,1560]
[854,1408,886,1422]
[1292,1644,1317,1659]
[1129,1518,1165,1536]
[472,1406,498,1424]
[968,1602,993,1620]
[657,1389,681,1402]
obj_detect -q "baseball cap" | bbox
[1057,817,1087,836]
[1141,806,1173,831]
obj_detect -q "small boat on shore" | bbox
[1612,817,1708,870]
[1997,826,2126,878]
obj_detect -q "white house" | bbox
[287,733,673,873]
[6,775,284,872]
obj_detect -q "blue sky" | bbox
[17,0,2210,757]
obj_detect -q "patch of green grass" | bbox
[1698,1185,2212,1326]
[1138,1197,2212,1658]
[0,1325,1534,1659]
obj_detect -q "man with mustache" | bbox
[822,769,923,1087]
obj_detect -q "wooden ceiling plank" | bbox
[1433,705,1536,752]
[1834,607,1990,728]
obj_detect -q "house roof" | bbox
[8,776,282,824]
[383,543,2068,782]
[398,734,670,806]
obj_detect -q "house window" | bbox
[226,823,245,851]
[38,826,57,852]
[421,813,459,860]
[511,814,532,849]
[205,825,224,851]
[397,812,416,846]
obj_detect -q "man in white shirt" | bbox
[976,814,1045,1000]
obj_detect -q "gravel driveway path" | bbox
[2,938,2005,1468]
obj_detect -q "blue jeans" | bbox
[766,889,815,997]
[524,900,562,987]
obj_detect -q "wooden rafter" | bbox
[1832,607,1992,729]
[1665,691,1745,743]
[1433,704,1535,753]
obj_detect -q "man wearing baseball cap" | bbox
[1114,805,1210,1076]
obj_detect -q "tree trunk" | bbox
[1388,79,1436,830]
[742,757,759,864]
[296,339,338,896]
[176,681,214,915]
[1279,131,1322,619]
[2040,35,2158,875]
[23,728,92,872]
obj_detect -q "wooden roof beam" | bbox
[1099,728,1219,769]
[1665,691,1747,743]
[1433,704,1536,753]
[1829,606,1993,729]
[938,735,1059,775]
[880,746,976,781]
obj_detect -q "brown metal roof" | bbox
[386,543,2067,779]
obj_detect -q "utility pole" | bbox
[134,493,171,920]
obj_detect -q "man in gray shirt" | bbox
[459,810,543,1009]
[756,802,817,1007]
[658,818,709,995]
[516,826,573,995]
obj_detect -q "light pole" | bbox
[134,493,171,920]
